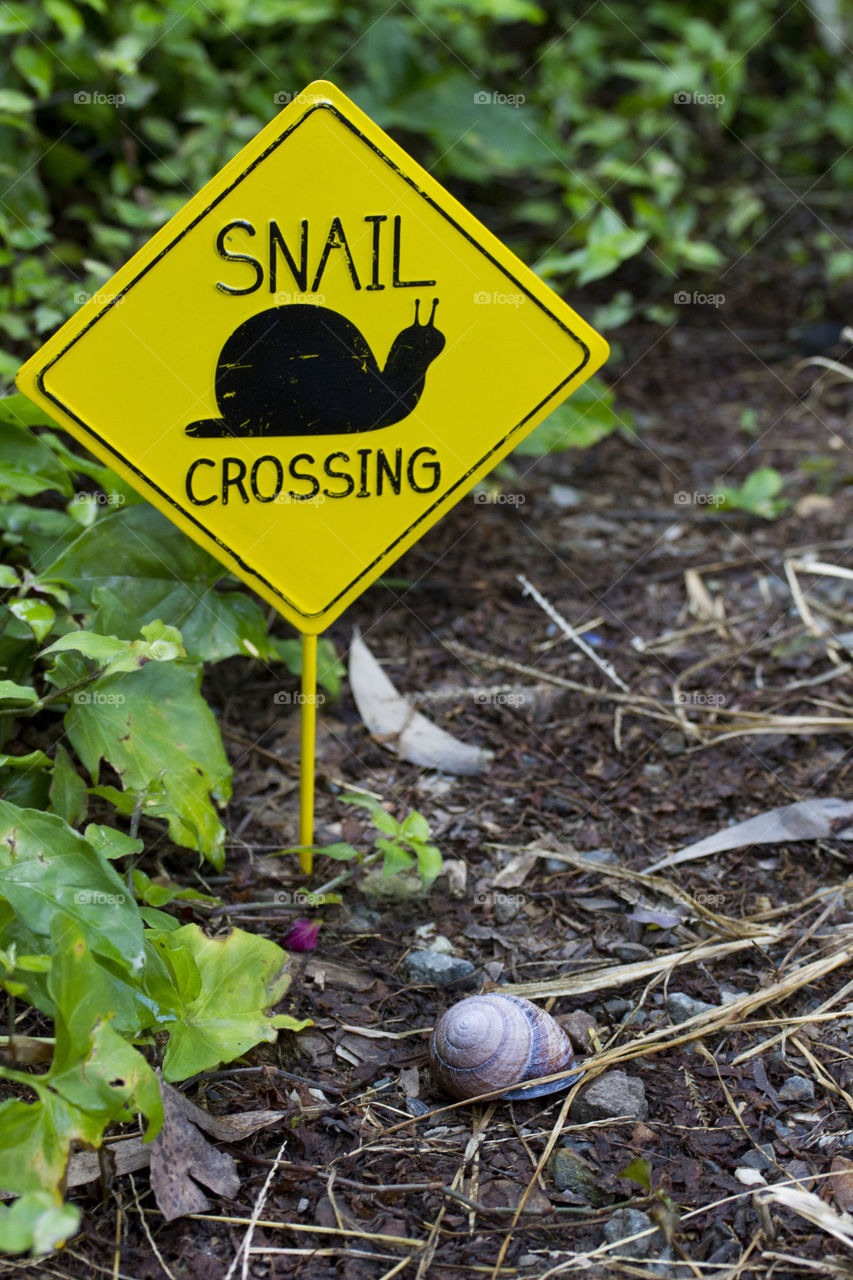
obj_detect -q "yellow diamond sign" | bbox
[16,81,608,634]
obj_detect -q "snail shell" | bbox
[429,994,583,1101]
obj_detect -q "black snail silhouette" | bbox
[185,299,445,438]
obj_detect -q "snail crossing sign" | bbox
[16,80,608,635]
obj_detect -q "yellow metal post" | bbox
[298,632,317,874]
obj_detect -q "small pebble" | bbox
[665,992,717,1023]
[778,1075,815,1103]
[571,1070,648,1123]
[403,950,475,987]
[549,1148,611,1205]
[603,1207,655,1258]
[560,1010,599,1053]
[739,1143,775,1170]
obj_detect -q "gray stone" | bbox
[778,1074,815,1103]
[603,1208,655,1257]
[403,950,475,987]
[548,1148,611,1205]
[665,992,717,1024]
[613,943,651,962]
[560,1010,599,1053]
[739,1143,774,1170]
[571,1070,648,1123]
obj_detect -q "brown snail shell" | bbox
[429,994,583,1101]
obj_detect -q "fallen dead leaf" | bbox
[646,798,853,872]
[149,1078,242,1221]
[349,627,491,775]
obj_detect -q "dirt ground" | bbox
[17,266,853,1278]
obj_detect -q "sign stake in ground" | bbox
[16,81,609,875]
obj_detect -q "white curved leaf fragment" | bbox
[349,628,491,775]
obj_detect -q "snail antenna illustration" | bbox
[185,300,446,439]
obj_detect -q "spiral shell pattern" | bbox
[429,993,582,1101]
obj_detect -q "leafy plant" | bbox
[0,400,332,1253]
[298,792,443,891]
[716,467,789,519]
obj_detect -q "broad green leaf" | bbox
[514,378,630,456]
[42,624,184,676]
[84,824,142,861]
[0,1190,79,1256]
[0,681,38,706]
[0,801,145,974]
[66,662,231,867]
[45,505,273,662]
[48,745,87,827]
[0,751,52,773]
[46,923,162,1136]
[9,599,55,643]
[0,1095,103,1197]
[149,924,311,1080]
[0,424,72,498]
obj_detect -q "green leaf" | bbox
[42,623,184,676]
[0,751,52,772]
[717,468,788,519]
[0,1095,103,1198]
[65,662,231,868]
[0,89,33,115]
[84,824,143,861]
[0,1190,79,1256]
[48,745,87,827]
[44,505,273,662]
[12,46,54,99]
[0,681,38,706]
[46,922,162,1136]
[132,868,218,907]
[0,801,145,974]
[149,923,311,1081]
[414,841,443,890]
[620,1156,652,1191]
[515,378,629,456]
[0,424,72,498]
[9,599,55,643]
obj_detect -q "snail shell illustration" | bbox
[429,994,582,1101]
[186,298,445,438]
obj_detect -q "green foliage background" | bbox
[2,0,852,389]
